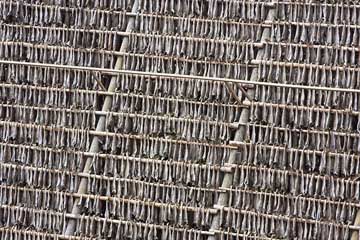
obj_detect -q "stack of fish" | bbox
[0,1,359,240]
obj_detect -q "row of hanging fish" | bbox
[0,186,72,212]
[1,204,206,240]
[0,122,231,164]
[79,198,214,228]
[0,142,224,187]
[137,0,269,20]
[0,162,220,208]
[0,105,97,129]
[0,0,127,30]
[122,55,252,81]
[0,0,133,13]
[257,62,360,89]
[275,1,360,25]
[0,104,232,140]
[133,14,264,41]
[218,207,351,240]
[0,1,266,40]
[111,91,243,122]
[0,24,121,51]
[0,64,101,89]
[270,22,360,46]
[116,68,246,100]
[0,223,202,240]
[127,34,257,62]
[74,214,204,240]
[250,102,360,131]
[1,86,99,109]
[0,206,67,235]
[263,42,360,66]
[0,230,81,240]
[0,43,117,68]
[100,135,231,164]
[245,123,360,153]
[0,163,79,192]
[89,155,222,187]
[232,165,360,202]
[0,143,87,171]
[0,122,92,150]
[104,112,231,141]
[0,1,263,41]
[0,63,243,120]
[228,188,357,224]
[0,183,215,229]
[254,85,360,110]
[238,143,360,177]
[84,175,219,207]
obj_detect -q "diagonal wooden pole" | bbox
[206,5,276,239]
[63,1,139,235]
